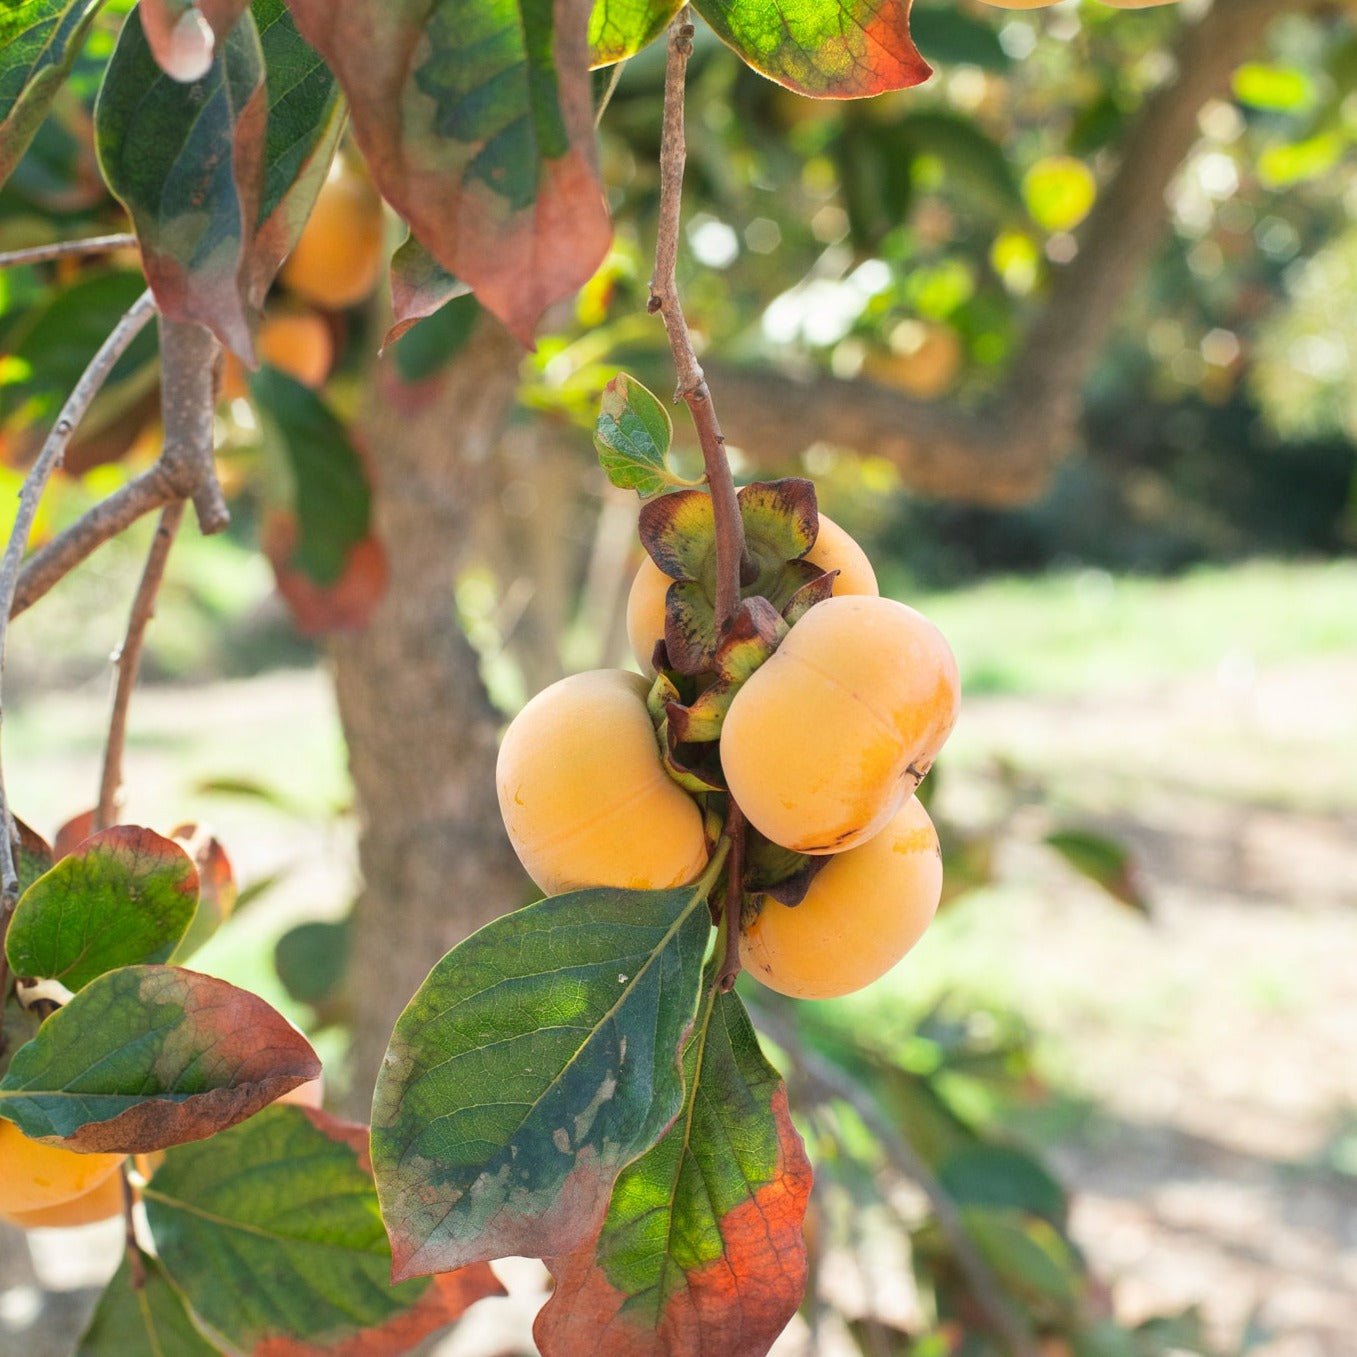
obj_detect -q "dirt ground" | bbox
[1,655,1354,1357]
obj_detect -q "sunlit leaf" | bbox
[595,372,698,497]
[286,0,611,345]
[0,0,106,190]
[589,0,681,66]
[95,6,266,358]
[77,1251,220,1357]
[145,1105,504,1356]
[0,965,320,1152]
[1232,62,1313,114]
[1022,155,1097,234]
[139,0,251,82]
[5,826,199,991]
[536,982,812,1357]
[692,0,931,98]
[371,879,716,1280]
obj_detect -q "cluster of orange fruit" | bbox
[495,503,959,1000]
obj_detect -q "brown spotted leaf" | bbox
[536,980,812,1357]
[286,0,611,345]
[0,965,320,1152]
[144,1105,503,1356]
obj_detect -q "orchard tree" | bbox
[0,0,1336,1354]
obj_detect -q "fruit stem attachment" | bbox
[649,7,746,637]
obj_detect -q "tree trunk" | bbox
[329,318,531,1116]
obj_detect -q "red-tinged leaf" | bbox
[140,0,251,82]
[285,0,612,345]
[95,7,266,359]
[6,827,199,992]
[144,1105,503,1356]
[264,516,388,635]
[77,1250,220,1357]
[692,0,932,98]
[52,808,96,860]
[12,816,54,898]
[595,373,701,498]
[589,0,682,66]
[1044,828,1150,915]
[0,0,107,190]
[168,823,238,959]
[536,983,812,1357]
[385,234,471,347]
[370,879,716,1281]
[0,965,320,1152]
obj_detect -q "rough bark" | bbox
[709,0,1297,507]
[329,317,531,1114]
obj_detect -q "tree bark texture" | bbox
[329,317,532,1114]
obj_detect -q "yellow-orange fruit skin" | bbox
[0,1120,125,1219]
[740,796,942,999]
[3,1165,125,1229]
[279,163,385,310]
[720,595,959,855]
[626,512,879,673]
[221,307,334,400]
[496,669,709,896]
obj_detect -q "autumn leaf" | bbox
[693,0,931,98]
[286,0,611,345]
[536,981,812,1357]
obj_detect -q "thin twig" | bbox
[120,1164,146,1290]
[649,7,746,636]
[0,288,157,915]
[716,802,746,991]
[94,502,185,832]
[753,1007,1042,1357]
[0,234,138,270]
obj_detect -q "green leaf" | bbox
[0,964,320,1152]
[536,982,812,1357]
[12,817,54,898]
[246,0,347,305]
[274,916,350,1006]
[286,0,611,345]
[588,0,680,67]
[692,0,931,99]
[1232,63,1313,114]
[905,6,1010,74]
[386,233,473,349]
[936,1143,1066,1226]
[1023,155,1097,234]
[76,1251,220,1357]
[961,1207,1084,1316]
[6,826,199,992]
[251,364,373,586]
[95,6,266,358]
[0,269,158,435]
[1044,828,1149,915]
[145,1105,504,1356]
[0,0,106,191]
[371,876,719,1280]
[595,372,697,497]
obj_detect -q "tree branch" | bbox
[0,288,158,912]
[0,234,138,269]
[709,0,1298,507]
[94,502,185,832]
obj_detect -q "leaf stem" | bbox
[94,502,185,832]
[0,288,158,977]
[716,802,746,992]
[120,1164,146,1290]
[0,234,138,270]
[649,8,746,637]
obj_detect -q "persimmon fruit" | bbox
[3,1163,125,1229]
[740,796,942,999]
[496,669,709,896]
[720,594,959,855]
[626,511,879,672]
[221,306,334,400]
[279,159,385,310]
[0,1119,125,1222]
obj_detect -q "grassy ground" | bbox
[2,557,1354,1357]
